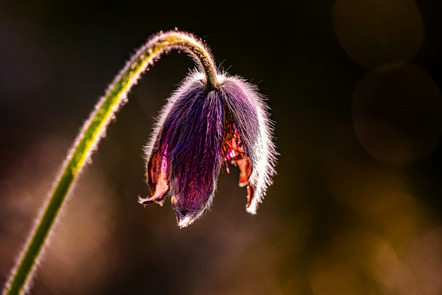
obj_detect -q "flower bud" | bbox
[139,72,277,228]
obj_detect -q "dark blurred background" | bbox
[1,0,442,294]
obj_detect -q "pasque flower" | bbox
[4,31,276,295]
[139,71,277,228]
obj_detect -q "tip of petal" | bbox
[138,195,148,206]
[138,195,165,206]
[246,206,257,215]
[177,215,196,228]
[174,205,206,228]
[239,181,248,187]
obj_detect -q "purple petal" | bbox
[144,72,277,227]
[220,76,277,214]
[145,74,224,227]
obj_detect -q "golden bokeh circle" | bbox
[332,0,423,69]
[352,64,442,165]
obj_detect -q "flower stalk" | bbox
[3,31,219,295]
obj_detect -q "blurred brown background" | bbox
[1,0,442,294]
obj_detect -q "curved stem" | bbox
[3,31,219,295]
[150,32,219,90]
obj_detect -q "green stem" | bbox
[4,31,219,295]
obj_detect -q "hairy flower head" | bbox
[139,71,276,228]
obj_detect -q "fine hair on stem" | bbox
[3,30,219,295]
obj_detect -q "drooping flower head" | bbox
[139,71,277,228]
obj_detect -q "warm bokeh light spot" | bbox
[332,0,423,69]
[404,228,442,295]
[320,156,438,293]
[352,64,442,165]
[41,178,117,295]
